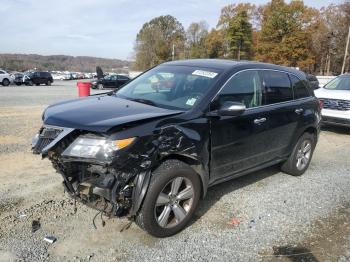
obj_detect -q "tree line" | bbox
[0,54,130,72]
[133,0,350,75]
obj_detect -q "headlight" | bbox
[62,136,135,161]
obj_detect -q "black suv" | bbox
[32,60,321,237]
[91,74,130,89]
[24,71,53,86]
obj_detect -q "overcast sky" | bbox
[0,0,342,60]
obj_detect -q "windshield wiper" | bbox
[129,98,157,107]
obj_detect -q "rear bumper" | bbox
[322,116,350,127]
[321,109,350,127]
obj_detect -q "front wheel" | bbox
[2,78,10,86]
[135,160,201,237]
[28,80,33,86]
[281,132,316,176]
[46,80,51,86]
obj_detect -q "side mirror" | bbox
[218,101,246,116]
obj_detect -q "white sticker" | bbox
[192,70,218,79]
[186,97,197,106]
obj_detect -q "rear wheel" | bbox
[46,80,51,86]
[28,80,34,86]
[16,83,22,86]
[2,78,10,86]
[281,132,315,176]
[98,83,104,90]
[135,160,201,237]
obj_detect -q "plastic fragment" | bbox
[228,217,240,226]
[43,236,57,244]
[32,220,41,233]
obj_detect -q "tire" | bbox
[28,80,33,86]
[98,83,104,90]
[46,80,51,86]
[281,132,316,176]
[36,83,40,86]
[135,160,201,237]
[16,83,22,86]
[2,78,10,86]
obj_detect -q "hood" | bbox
[43,95,183,132]
[314,87,350,101]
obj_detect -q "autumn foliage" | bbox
[134,0,350,75]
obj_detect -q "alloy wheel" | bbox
[296,140,312,170]
[154,177,194,228]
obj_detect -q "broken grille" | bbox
[33,126,63,154]
[322,98,350,111]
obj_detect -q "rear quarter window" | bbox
[261,70,293,105]
[290,75,310,99]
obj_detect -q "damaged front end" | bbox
[31,122,209,220]
[32,125,149,218]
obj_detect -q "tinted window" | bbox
[290,75,310,99]
[261,71,292,104]
[0,71,4,74]
[218,70,263,108]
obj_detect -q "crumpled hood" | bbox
[43,94,182,132]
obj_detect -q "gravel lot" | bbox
[0,81,349,261]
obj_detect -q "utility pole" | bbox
[341,26,350,75]
[172,44,175,61]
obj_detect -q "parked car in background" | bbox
[306,74,320,90]
[14,73,26,85]
[315,74,350,127]
[91,74,130,89]
[32,59,321,237]
[24,72,54,86]
[0,69,11,86]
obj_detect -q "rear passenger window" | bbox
[290,75,310,99]
[218,70,263,109]
[261,71,292,105]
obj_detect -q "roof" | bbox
[162,59,305,79]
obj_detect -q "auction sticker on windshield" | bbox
[192,70,218,79]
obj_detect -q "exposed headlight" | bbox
[62,136,135,161]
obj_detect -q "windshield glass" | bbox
[116,65,221,110]
[324,76,350,90]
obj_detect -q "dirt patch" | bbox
[266,202,350,261]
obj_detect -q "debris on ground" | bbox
[43,236,57,244]
[228,217,240,226]
[16,213,27,219]
[31,220,41,233]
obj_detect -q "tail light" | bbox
[318,99,324,109]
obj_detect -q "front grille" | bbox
[33,126,63,153]
[322,98,350,111]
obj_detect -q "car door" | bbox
[258,70,300,159]
[117,75,129,87]
[209,70,272,182]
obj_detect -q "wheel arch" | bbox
[129,154,209,217]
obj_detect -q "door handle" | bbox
[254,117,266,124]
[295,108,304,114]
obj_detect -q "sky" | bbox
[0,0,343,60]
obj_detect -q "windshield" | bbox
[116,65,221,110]
[324,76,350,90]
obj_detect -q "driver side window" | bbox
[218,70,263,109]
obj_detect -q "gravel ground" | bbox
[0,81,349,261]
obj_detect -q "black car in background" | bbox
[19,72,54,86]
[32,59,321,237]
[91,74,130,89]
